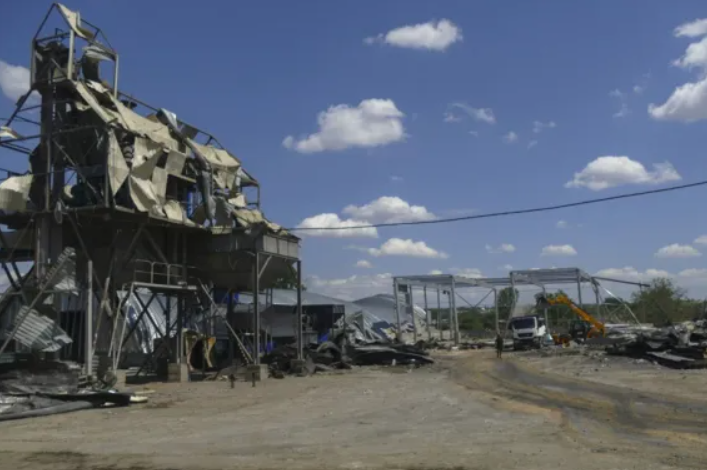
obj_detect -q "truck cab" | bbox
[509,315,547,350]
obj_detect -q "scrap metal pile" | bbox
[262,332,434,378]
[0,361,142,422]
[588,320,707,369]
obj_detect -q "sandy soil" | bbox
[0,351,705,470]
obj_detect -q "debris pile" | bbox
[589,320,707,369]
[0,361,143,422]
[262,338,433,378]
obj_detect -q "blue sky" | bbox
[2,1,707,301]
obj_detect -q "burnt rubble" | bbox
[595,320,707,369]
[261,334,434,378]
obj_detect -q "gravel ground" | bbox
[512,346,707,401]
[0,354,705,470]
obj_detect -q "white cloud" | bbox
[541,244,577,257]
[595,267,672,280]
[307,273,392,301]
[449,103,496,124]
[342,196,435,224]
[694,235,707,245]
[678,268,707,278]
[443,112,462,123]
[649,20,707,122]
[532,120,556,134]
[649,78,707,122]
[429,269,444,275]
[296,213,378,238]
[614,102,630,118]
[527,140,538,149]
[450,267,484,278]
[367,238,448,259]
[499,264,513,271]
[609,89,630,118]
[556,220,568,229]
[485,243,516,254]
[565,156,681,191]
[390,175,403,182]
[673,36,707,70]
[654,243,702,258]
[503,131,518,143]
[365,19,462,51]
[675,18,707,38]
[0,60,38,103]
[283,99,406,153]
[355,260,373,268]
[633,85,645,94]
[469,130,479,137]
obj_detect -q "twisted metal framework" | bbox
[0,3,303,381]
[394,268,648,343]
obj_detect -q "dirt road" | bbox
[1,351,706,470]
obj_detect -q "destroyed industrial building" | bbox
[0,2,308,409]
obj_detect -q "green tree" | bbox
[497,287,519,319]
[631,277,686,325]
[271,268,306,291]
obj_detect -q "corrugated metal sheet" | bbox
[0,306,72,352]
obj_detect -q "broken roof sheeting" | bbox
[240,289,427,329]
[57,3,93,40]
[0,175,33,213]
[0,305,73,353]
[188,139,240,169]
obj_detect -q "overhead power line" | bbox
[288,179,707,232]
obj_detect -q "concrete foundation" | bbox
[246,364,268,381]
[114,369,127,389]
[167,363,190,383]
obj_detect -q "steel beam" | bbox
[296,259,303,360]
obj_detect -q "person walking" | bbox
[495,333,504,359]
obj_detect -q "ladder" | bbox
[195,281,253,364]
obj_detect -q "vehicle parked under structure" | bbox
[0,3,303,385]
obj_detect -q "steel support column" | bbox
[494,288,500,335]
[446,290,452,342]
[296,259,303,360]
[451,278,459,345]
[410,287,418,342]
[86,259,93,376]
[423,286,430,339]
[436,287,442,340]
[176,293,184,364]
[393,279,402,342]
[253,252,261,364]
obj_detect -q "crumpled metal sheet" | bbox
[233,208,264,227]
[0,175,33,212]
[73,82,114,123]
[132,136,163,178]
[128,174,162,216]
[163,200,194,226]
[151,167,168,204]
[0,126,21,140]
[165,150,187,176]
[107,131,129,195]
[188,139,240,169]
[228,194,246,208]
[57,3,93,39]
[0,306,73,353]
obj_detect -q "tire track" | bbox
[440,353,707,469]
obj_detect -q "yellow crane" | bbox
[534,292,606,344]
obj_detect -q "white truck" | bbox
[508,315,547,350]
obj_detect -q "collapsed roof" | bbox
[0,3,290,239]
